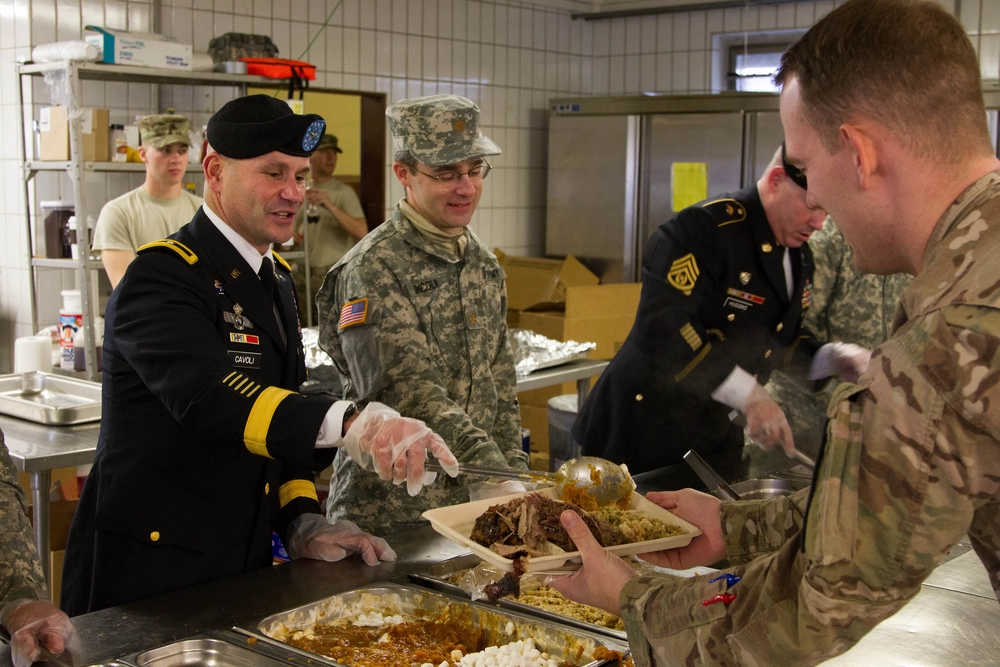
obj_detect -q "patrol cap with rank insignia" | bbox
[139,114,191,149]
[387,94,501,166]
[207,94,326,159]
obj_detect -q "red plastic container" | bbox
[239,57,316,80]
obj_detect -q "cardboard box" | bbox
[519,283,642,360]
[85,26,192,70]
[496,250,599,312]
[519,403,550,458]
[39,107,110,162]
[519,382,576,408]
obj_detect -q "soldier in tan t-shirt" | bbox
[92,114,203,288]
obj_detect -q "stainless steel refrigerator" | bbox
[546,89,1000,284]
[545,93,785,283]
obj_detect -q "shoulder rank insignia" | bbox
[137,239,198,264]
[702,198,747,227]
[272,251,293,272]
[667,254,699,296]
[339,298,369,329]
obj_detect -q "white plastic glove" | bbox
[0,599,73,667]
[343,402,459,496]
[810,342,872,383]
[740,383,796,456]
[285,514,397,566]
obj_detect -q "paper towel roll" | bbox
[15,336,54,373]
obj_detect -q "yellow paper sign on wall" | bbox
[671,162,708,212]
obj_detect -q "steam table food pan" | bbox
[0,371,101,425]
[241,582,629,667]
[122,636,300,667]
[411,553,628,641]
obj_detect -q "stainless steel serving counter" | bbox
[2,524,995,667]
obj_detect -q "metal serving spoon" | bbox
[426,455,636,506]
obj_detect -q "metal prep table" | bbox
[0,359,609,591]
[0,414,100,585]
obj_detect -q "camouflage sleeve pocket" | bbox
[806,382,866,565]
[339,324,387,400]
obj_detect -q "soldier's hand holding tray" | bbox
[810,341,872,384]
[544,510,639,617]
[342,402,460,496]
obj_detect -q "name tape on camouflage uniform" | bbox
[667,254,699,295]
[340,298,369,329]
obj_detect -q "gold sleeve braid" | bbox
[243,386,296,458]
[279,480,319,508]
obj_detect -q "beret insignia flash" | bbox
[302,120,326,152]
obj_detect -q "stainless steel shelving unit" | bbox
[16,60,280,381]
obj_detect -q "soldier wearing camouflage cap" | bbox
[93,112,202,287]
[548,1,1000,664]
[292,130,368,322]
[317,94,526,534]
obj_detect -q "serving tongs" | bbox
[426,455,636,506]
[683,450,743,501]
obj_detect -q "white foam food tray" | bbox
[422,486,702,573]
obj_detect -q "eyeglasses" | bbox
[413,160,492,184]
[781,143,808,190]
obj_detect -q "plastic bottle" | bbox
[67,215,78,260]
[59,290,83,371]
[111,124,127,162]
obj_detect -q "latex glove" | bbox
[285,514,397,566]
[343,402,459,496]
[810,342,872,383]
[829,342,872,383]
[544,510,637,617]
[0,599,73,667]
[741,383,795,455]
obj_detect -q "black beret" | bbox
[207,94,326,159]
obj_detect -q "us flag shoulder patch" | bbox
[339,298,369,329]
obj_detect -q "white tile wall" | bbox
[0,0,992,370]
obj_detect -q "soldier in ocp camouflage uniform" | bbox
[547,1,1000,664]
[764,217,911,451]
[317,95,527,534]
[0,429,73,664]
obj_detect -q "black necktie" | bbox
[259,257,275,302]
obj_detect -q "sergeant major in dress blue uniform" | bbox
[573,146,870,474]
[61,95,458,616]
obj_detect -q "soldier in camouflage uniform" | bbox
[0,429,73,665]
[764,217,911,452]
[547,1,1000,664]
[317,95,527,534]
